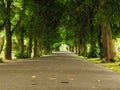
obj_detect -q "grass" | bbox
[85,58,120,74]
[102,62,120,73]
[87,58,101,64]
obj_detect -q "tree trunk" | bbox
[5,0,12,60]
[101,23,115,62]
[71,46,74,52]
[83,44,87,56]
[77,34,86,56]
[69,45,74,52]
[33,39,38,57]
[74,42,78,54]
[37,40,43,56]
[77,40,80,56]
[82,35,87,56]
[20,28,24,53]
[77,39,84,56]
[27,36,32,57]
[46,45,52,54]
[5,19,12,59]
[99,0,115,62]
[98,25,104,59]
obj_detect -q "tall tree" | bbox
[95,0,120,62]
[0,0,23,59]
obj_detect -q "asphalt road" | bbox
[0,52,120,90]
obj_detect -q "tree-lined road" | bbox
[0,52,120,90]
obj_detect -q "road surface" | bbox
[0,52,120,90]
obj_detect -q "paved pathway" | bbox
[0,52,120,90]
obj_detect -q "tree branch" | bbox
[11,20,21,34]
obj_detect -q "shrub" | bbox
[0,57,3,63]
[111,56,120,62]
[15,52,30,59]
[87,46,100,58]
[37,52,42,57]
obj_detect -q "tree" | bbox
[0,0,23,59]
[94,0,120,62]
[13,0,39,58]
[35,0,64,54]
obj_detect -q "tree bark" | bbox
[98,25,104,59]
[77,40,80,56]
[74,42,77,54]
[5,19,12,59]
[27,36,32,57]
[33,39,38,57]
[77,33,86,56]
[46,45,52,54]
[5,0,12,59]
[101,23,115,62]
[83,43,87,56]
[20,28,24,53]
[99,0,116,62]
[36,40,42,56]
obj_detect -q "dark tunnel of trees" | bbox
[0,0,120,62]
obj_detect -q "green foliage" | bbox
[94,0,120,25]
[111,24,120,39]
[53,42,61,51]
[37,52,43,57]
[0,0,120,60]
[15,52,30,59]
[87,46,100,58]
[111,56,120,62]
[102,62,120,73]
[0,57,3,63]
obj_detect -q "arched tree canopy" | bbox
[0,0,120,62]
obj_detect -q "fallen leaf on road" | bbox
[32,76,36,78]
[96,79,100,82]
[68,78,75,81]
[49,77,56,80]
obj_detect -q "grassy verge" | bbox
[102,62,120,73]
[86,58,120,74]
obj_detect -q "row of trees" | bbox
[61,0,120,62]
[0,0,120,62]
[0,0,64,59]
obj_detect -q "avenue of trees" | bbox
[0,0,120,62]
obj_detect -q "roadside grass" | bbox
[87,58,101,64]
[0,51,25,63]
[102,62,120,73]
[86,58,120,74]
